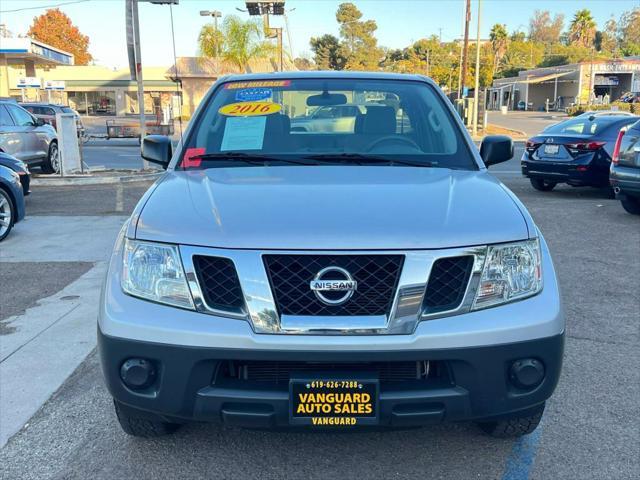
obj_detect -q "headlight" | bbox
[122,239,194,309]
[472,239,542,310]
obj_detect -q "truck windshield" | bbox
[182,78,475,170]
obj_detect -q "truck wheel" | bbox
[0,188,15,242]
[530,178,556,191]
[477,403,545,438]
[41,142,60,174]
[113,400,181,437]
[620,195,640,215]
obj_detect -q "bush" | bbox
[567,102,638,117]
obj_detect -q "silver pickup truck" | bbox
[99,72,564,438]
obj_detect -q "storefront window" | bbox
[67,91,116,115]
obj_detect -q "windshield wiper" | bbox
[302,153,436,168]
[187,152,315,166]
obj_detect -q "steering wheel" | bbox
[366,135,421,153]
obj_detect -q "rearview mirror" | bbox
[306,93,348,107]
[480,135,514,167]
[141,135,172,169]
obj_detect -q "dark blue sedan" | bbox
[0,164,26,241]
[521,115,639,193]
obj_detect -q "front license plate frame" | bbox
[289,374,379,426]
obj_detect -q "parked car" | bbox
[0,164,25,241]
[20,102,85,138]
[0,152,30,195]
[521,115,640,193]
[575,110,635,119]
[99,72,563,440]
[610,119,640,214]
[0,100,59,173]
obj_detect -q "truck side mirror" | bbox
[141,135,172,169]
[480,135,514,167]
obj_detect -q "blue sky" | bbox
[0,0,637,68]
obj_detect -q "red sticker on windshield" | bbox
[182,147,205,168]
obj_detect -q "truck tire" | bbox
[530,178,556,191]
[114,400,181,437]
[0,188,15,242]
[620,195,640,215]
[477,403,545,438]
[40,142,60,174]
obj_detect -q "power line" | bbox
[0,0,90,14]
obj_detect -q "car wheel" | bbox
[620,195,640,215]
[0,188,15,242]
[530,178,556,191]
[113,400,181,437]
[477,403,545,438]
[41,142,60,174]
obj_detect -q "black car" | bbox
[610,120,640,215]
[521,115,639,193]
[0,152,30,196]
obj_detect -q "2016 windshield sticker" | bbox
[219,102,281,116]
[224,80,291,90]
[235,88,272,102]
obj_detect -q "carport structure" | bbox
[489,58,640,112]
[489,69,577,111]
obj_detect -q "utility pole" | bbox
[460,0,471,97]
[472,0,482,136]
[240,2,286,72]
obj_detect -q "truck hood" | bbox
[134,166,529,250]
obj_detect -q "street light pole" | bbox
[200,10,222,58]
[472,0,482,137]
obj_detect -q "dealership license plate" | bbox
[543,144,560,155]
[290,378,378,426]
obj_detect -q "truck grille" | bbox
[193,255,245,313]
[263,255,404,316]
[422,256,474,314]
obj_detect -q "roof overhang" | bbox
[0,38,74,66]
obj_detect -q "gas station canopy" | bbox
[0,37,74,66]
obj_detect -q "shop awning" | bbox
[519,71,574,84]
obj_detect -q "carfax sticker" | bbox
[219,101,281,116]
[235,88,272,102]
[224,80,291,90]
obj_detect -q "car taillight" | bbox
[566,141,605,153]
[525,140,540,151]
[612,129,626,165]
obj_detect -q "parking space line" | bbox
[501,424,543,480]
[115,184,124,212]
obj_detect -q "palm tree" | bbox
[490,24,508,73]
[569,9,597,48]
[198,15,274,72]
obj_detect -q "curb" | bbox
[31,172,162,186]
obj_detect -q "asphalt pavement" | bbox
[1,149,639,479]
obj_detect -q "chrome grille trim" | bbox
[179,245,487,335]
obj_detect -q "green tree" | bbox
[500,40,544,78]
[529,10,564,44]
[618,7,640,56]
[198,15,274,72]
[335,2,383,70]
[595,17,618,55]
[309,34,345,70]
[490,24,508,73]
[568,9,597,48]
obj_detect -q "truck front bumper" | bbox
[99,329,563,428]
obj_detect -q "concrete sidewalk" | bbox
[0,215,127,447]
